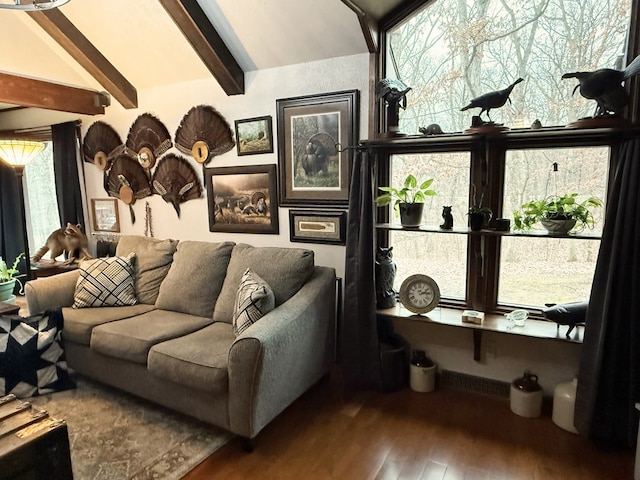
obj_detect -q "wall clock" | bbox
[398,274,440,314]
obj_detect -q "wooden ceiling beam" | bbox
[0,72,107,115]
[27,8,138,109]
[341,0,379,53]
[159,0,245,96]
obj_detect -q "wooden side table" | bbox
[0,302,20,316]
[31,263,78,279]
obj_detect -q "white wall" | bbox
[80,53,371,279]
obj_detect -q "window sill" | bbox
[375,223,602,240]
[377,304,583,361]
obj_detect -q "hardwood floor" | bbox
[185,370,634,480]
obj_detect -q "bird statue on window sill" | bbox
[562,54,640,120]
[460,78,524,127]
[376,78,411,137]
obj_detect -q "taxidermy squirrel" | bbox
[440,206,453,230]
[31,223,92,265]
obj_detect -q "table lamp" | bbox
[0,139,46,280]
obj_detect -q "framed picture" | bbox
[91,198,120,232]
[289,210,346,245]
[205,164,279,234]
[235,115,274,156]
[276,90,359,206]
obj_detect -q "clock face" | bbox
[399,274,440,314]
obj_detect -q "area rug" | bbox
[29,376,232,480]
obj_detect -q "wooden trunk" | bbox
[0,394,73,480]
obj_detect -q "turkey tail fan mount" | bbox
[152,153,202,217]
[175,105,235,165]
[104,155,152,224]
[125,113,172,169]
[82,121,124,171]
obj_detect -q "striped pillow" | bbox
[232,269,275,336]
[73,253,137,308]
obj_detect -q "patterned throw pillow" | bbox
[232,269,275,336]
[0,310,76,397]
[73,253,137,308]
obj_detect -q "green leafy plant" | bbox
[513,193,603,231]
[467,185,492,218]
[0,253,25,283]
[375,174,436,209]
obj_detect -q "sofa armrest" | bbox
[227,266,336,439]
[25,270,80,314]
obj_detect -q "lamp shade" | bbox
[0,140,45,167]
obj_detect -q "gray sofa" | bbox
[25,236,336,445]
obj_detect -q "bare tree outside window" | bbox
[387,0,631,134]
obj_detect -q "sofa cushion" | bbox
[90,310,214,364]
[213,244,314,323]
[148,322,234,394]
[61,304,156,346]
[116,235,178,305]
[72,254,137,308]
[232,269,275,336]
[155,241,235,317]
[0,310,76,398]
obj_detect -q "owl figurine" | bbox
[375,246,397,309]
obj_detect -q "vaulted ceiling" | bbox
[0,0,404,116]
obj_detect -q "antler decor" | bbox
[175,105,235,165]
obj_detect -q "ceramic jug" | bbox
[510,371,543,418]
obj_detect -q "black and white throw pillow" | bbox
[0,310,76,398]
[232,269,275,336]
[73,253,137,308]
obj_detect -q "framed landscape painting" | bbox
[235,116,274,156]
[205,164,279,234]
[276,90,359,206]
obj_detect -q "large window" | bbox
[379,0,634,314]
[23,142,61,260]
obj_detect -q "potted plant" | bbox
[375,174,436,227]
[0,253,25,302]
[513,193,603,235]
[468,186,493,231]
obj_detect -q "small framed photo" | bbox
[235,116,274,156]
[205,164,279,234]
[276,90,359,206]
[91,198,120,232]
[289,210,346,245]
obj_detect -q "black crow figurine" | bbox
[460,78,524,123]
[562,55,640,116]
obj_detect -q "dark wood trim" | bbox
[159,0,244,96]
[341,0,379,53]
[0,72,106,115]
[27,9,137,109]
[626,0,640,124]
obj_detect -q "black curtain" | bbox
[342,147,381,388]
[0,162,27,281]
[575,138,640,449]
[52,122,84,227]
